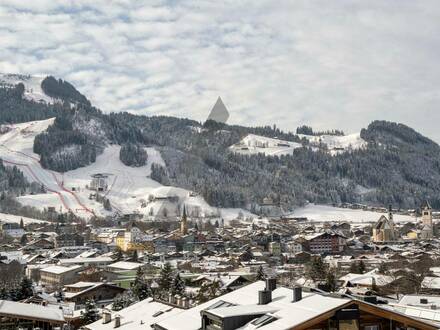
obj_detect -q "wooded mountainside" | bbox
[1,77,439,210]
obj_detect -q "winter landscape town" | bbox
[2,2,440,330]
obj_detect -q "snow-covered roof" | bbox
[422,277,440,290]
[85,298,182,330]
[41,265,82,275]
[107,261,143,270]
[0,300,65,322]
[58,257,113,265]
[339,269,394,287]
[154,281,351,330]
[398,294,440,308]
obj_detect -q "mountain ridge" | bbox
[0,74,439,211]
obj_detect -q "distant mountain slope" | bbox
[0,75,440,211]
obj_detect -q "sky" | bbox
[1,1,440,141]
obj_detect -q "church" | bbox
[372,205,396,243]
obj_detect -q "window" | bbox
[250,314,277,328]
[364,326,379,330]
[206,300,235,310]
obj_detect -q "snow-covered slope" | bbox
[0,118,247,221]
[292,204,415,223]
[0,213,47,224]
[229,134,302,156]
[230,132,366,157]
[298,133,366,155]
[0,73,57,104]
[0,118,94,217]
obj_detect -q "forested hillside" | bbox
[1,76,440,210]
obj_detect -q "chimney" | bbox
[292,286,302,302]
[102,311,111,324]
[265,278,277,292]
[182,297,189,308]
[114,315,121,328]
[258,290,272,305]
[420,298,428,304]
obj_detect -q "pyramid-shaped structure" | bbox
[207,96,229,124]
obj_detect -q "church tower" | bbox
[420,200,433,240]
[421,200,433,227]
[180,205,188,235]
[388,204,394,224]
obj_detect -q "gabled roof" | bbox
[0,300,65,323]
[85,298,182,330]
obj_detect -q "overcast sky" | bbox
[1,1,440,141]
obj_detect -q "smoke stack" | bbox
[258,290,272,305]
[114,315,121,328]
[265,278,277,292]
[102,311,111,324]
[292,286,302,302]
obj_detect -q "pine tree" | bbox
[207,280,221,300]
[349,261,366,274]
[171,273,186,296]
[131,250,138,262]
[325,269,337,292]
[0,287,9,300]
[256,265,266,281]
[306,257,328,282]
[158,262,173,294]
[20,234,28,245]
[81,299,99,324]
[112,291,135,311]
[17,276,33,300]
[133,267,151,301]
[19,218,24,229]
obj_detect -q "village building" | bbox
[151,280,437,330]
[372,206,396,243]
[55,232,85,248]
[89,173,109,192]
[0,222,25,238]
[304,231,346,254]
[39,265,82,292]
[63,281,125,309]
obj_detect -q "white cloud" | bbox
[1,1,440,141]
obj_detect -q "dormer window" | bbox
[250,314,277,327]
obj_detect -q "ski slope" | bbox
[0,119,222,220]
[0,118,260,222]
[229,134,302,156]
[0,73,57,104]
[0,118,96,218]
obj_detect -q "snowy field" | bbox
[297,133,366,155]
[292,204,416,224]
[0,212,47,224]
[230,132,366,157]
[229,134,302,156]
[0,74,57,104]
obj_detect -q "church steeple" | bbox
[180,205,188,235]
[388,204,393,223]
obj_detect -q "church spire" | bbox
[180,204,188,235]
